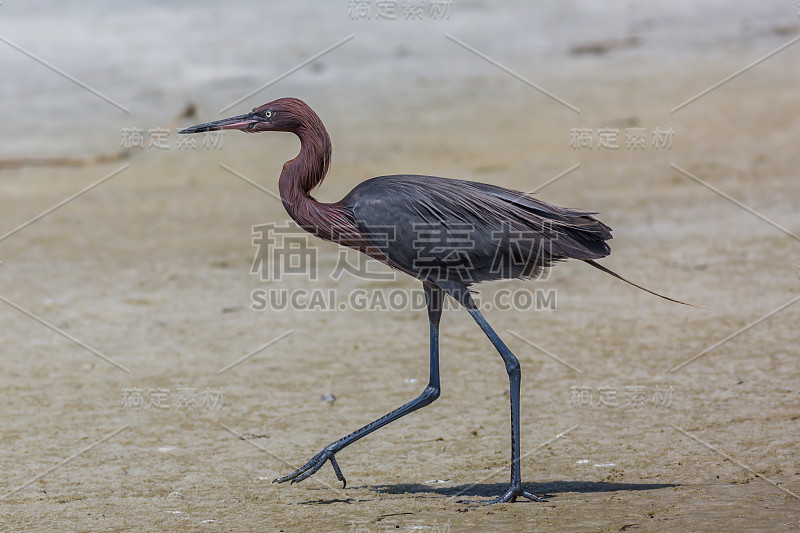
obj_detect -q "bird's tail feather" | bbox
[583,260,701,307]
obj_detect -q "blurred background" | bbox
[1,1,799,531]
[0,0,794,152]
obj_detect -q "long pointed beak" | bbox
[179,112,261,134]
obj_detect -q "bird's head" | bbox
[179,97,311,135]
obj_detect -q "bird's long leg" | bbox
[274,284,444,488]
[460,307,544,504]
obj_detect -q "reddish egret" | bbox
[180,98,689,504]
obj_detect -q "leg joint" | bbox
[504,355,521,377]
[420,384,441,403]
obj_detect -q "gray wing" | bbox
[342,175,611,287]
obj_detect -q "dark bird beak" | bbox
[179,112,263,134]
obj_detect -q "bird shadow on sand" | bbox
[369,480,679,500]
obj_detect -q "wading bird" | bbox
[180,98,690,504]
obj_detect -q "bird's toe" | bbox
[457,485,545,505]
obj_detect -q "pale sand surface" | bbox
[1,2,799,531]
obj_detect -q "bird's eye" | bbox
[263,110,273,118]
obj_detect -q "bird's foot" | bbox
[457,484,545,505]
[273,447,347,488]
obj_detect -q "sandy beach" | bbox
[1,1,799,531]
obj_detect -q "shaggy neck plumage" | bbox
[278,111,331,208]
[277,107,356,243]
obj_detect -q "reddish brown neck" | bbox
[278,115,331,203]
[277,112,358,243]
[278,111,332,221]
